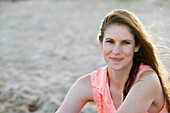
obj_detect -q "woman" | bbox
[56,9,170,113]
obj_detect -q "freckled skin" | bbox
[100,24,139,71]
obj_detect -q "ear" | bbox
[134,45,140,52]
[99,40,103,50]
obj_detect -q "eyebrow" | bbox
[105,38,133,42]
[122,39,133,42]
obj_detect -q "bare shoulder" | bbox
[116,71,164,113]
[77,74,92,85]
[56,74,93,113]
[137,71,162,93]
[75,74,94,101]
[137,71,165,110]
[131,70,163,100]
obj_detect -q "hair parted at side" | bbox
[97,9,170,112]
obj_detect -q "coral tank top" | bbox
[91,64,167,113]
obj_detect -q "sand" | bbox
[0,0,170,112]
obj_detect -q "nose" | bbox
[112,44,121,55]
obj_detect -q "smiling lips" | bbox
[110,57,124,62]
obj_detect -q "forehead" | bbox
[104,24,134,41]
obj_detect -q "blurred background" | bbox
[0,0,170,113]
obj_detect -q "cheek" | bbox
[102,45,112,55]
[122,46,135,56]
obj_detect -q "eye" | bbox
[122,41,130,45]
[106,40,114,43]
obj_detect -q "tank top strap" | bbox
[136,64,168,113]
[135,64,155,83]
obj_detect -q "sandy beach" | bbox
[0,0,170,112]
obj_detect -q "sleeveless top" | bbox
[91,64,168,113]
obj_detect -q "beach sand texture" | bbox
[0,0,170,113]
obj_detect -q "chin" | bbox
[109,64,123,71]
[108,61,133,71]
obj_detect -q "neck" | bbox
[107,63,132,90]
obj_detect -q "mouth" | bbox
[110,57,124,62]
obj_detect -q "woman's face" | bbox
[99,24,140,71]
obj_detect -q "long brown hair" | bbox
[98,9,170,112]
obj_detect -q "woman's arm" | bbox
[56,74,93,113]
[116,71,164,113]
